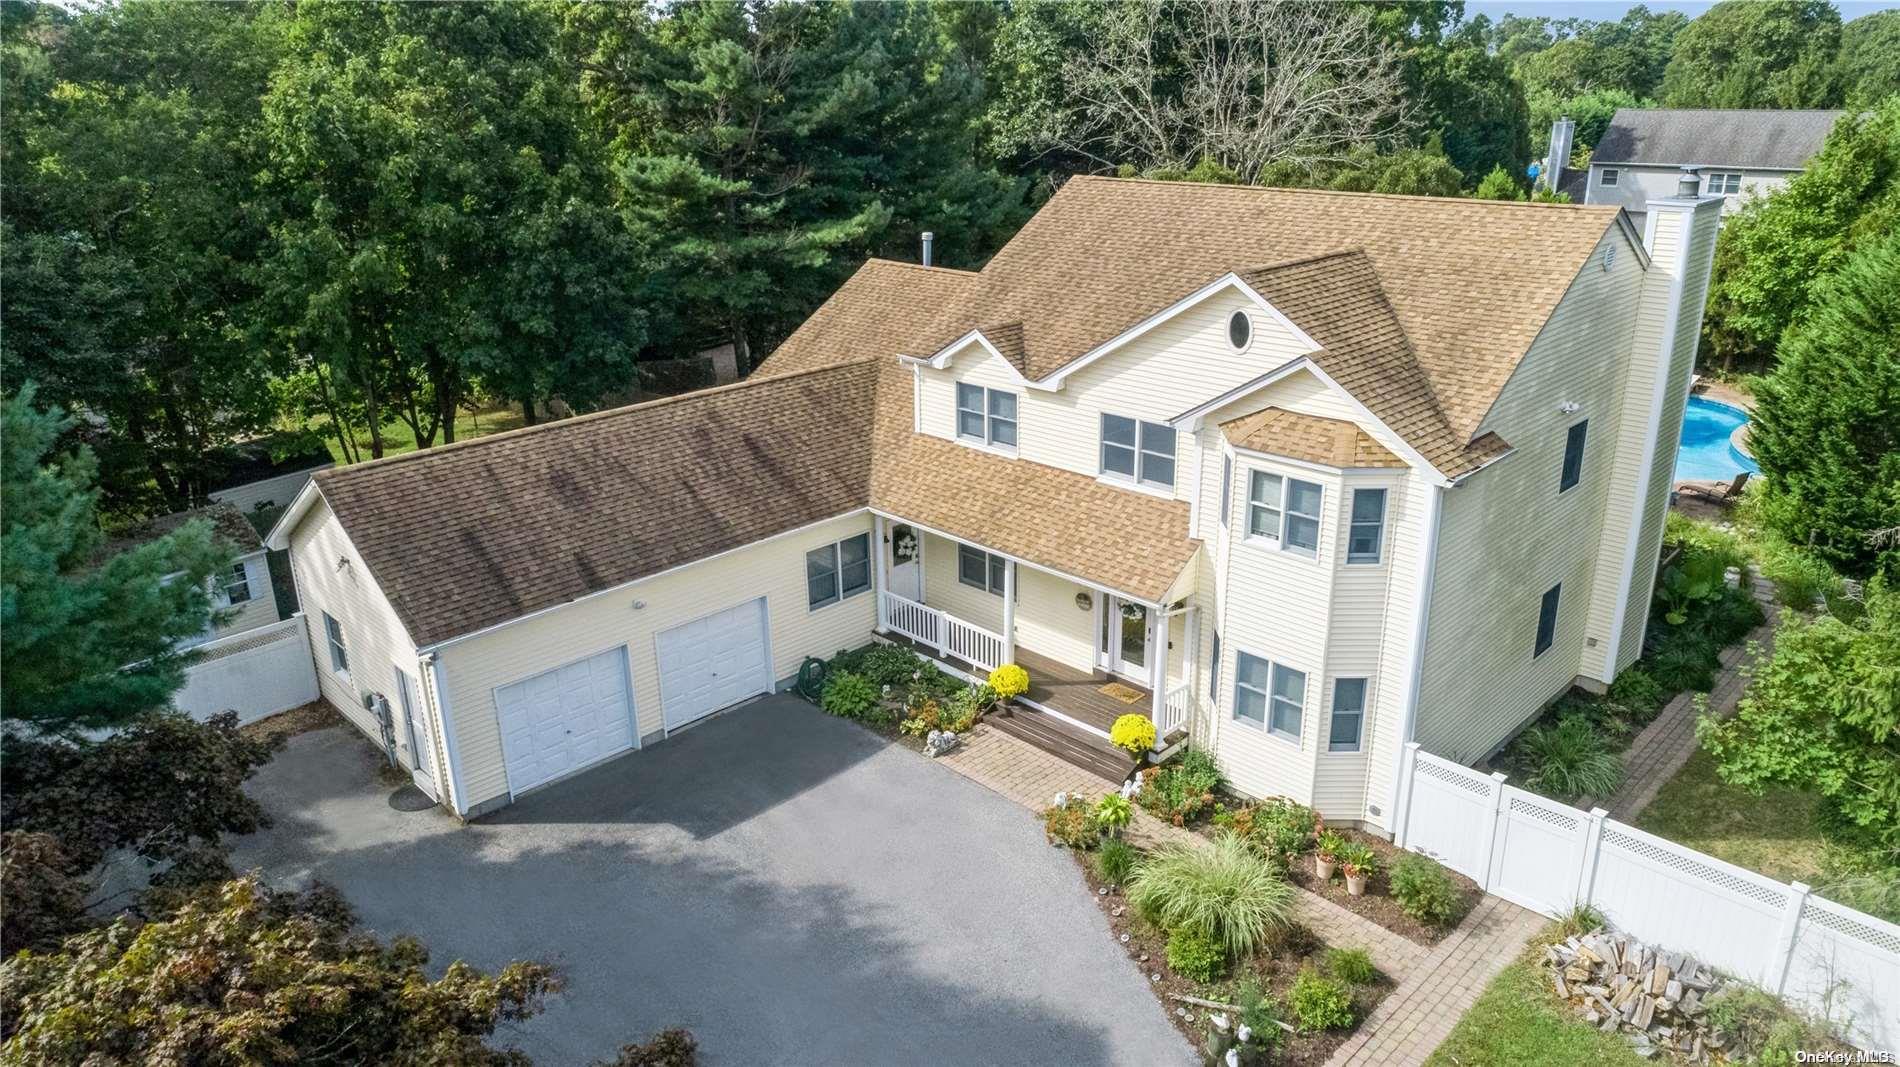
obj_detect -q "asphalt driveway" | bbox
[232,695,1191,1066]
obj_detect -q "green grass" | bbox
[1426,934,1649,1067]
[301,404,527,464]
[1636,750,1829,886]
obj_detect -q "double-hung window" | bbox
[1559,420,1588,492]
[956,382,1017,450]
[1708,171,1742,195]
[323,611,349,674]
[1099,413,1176,490]
[806,532,872,609]
[957,543,1008,596]
[1247,471,1323,556]
[1534,583,1562,657]
[221,562,253,604]
[1328,678,1367,752]
[1346,488,1386,564]
[1600,168,1619,187]
[1234,651,1306,742]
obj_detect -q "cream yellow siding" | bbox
[915,530,1101,677]
[213,552,281,637]
[434,511,878,810]
[1360,475,1437,833]
[286,497,428,753]
[1412,226,1647,763]
[917,288,1313,502]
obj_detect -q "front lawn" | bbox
[1424,934,1649,1067]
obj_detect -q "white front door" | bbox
[889,524,923,601]
[1101,596,1150,680]
[654,597,772,731]
[494,647,637,795]
[393,666,438,800]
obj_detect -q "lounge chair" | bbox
[1678,470,1750,504]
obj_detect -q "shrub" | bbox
[987,663,1029,699]
[941,683,994,732]
[1110,713,1157,757]
[1247,798,1320,867]
[1326,946,1377,986]
[1094,793,1133,836]
[1126,833,1294,957]
[600,1028,698,1067]
[1288,968,1355,1031]
[1389,853,1465,927]
[1605,667,1666,717]
[1703,984,1835,1062]
[1518,717,1624,800]
[1042,796,1100,850]
[1165,924,1228,982]
[1754,535,1840,609]
[820,672,880,721]
[1643,627,1721,692]
[1204,977,1287,1065]
[855,644,928,688]
[1095,838,1138,884]
[1137,748,1224,825]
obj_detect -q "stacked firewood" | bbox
[1543,929,1731,1062]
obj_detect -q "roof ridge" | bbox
[323,357,882,478]
[1069,174,1620,211]
[862,257,980,277]
[1236,247,1370,275]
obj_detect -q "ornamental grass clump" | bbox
[1126,832,1294,958]
[1519,717,1623,800]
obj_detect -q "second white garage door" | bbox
[655,597,771,731]
[494,647,635,795]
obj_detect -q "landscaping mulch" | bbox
[1281,827,1481,948]
[1073,852,1393,1066]
[239,700,341,742]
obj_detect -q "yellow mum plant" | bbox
[1110,713,1157,757]
[987,663,1030,700]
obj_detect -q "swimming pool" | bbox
[1674,395,1761,482]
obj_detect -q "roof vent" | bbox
[1676,165,1703,199]
[921,231,934,268]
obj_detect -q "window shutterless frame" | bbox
[1600,168,1619,187]
[957,382,1017,450]
[1099,412,1176,490]
[1232,650,1305,743]
[1328,677,1367,752]
[1559,420,1588,492]
[806,533,871,609]
[1346,488,1386,564]
[1247,470,1322,557]
[1534,583,1561,657]
[223,562,253,604]
[323,611,349,674]
[956,542,1008,596]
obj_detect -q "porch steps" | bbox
[986,704,1138,785]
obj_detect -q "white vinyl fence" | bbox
[172,615,318,725]
[1392,742,1900,1050]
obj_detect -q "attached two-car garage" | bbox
[493,597,774,796]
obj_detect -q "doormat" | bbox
[1099,682,1146,704]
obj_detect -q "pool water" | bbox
[1674,395,1761,482]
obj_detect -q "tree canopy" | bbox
[1659,0,1842,108]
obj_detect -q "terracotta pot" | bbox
[1345,871,1368,896]
[1314,856,1337,880]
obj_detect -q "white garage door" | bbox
[494,647,635,794]
[655,597,771,730]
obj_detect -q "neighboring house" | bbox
[102,502,281,648]
[206,438,334,521]
[267,174,1723,833]
[1542,108,1843,223]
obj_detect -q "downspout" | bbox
[423,651,471,818]
[1383,480,1446,837]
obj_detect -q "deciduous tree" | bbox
[1660,0,1841,109]
[1837,11,1900,104]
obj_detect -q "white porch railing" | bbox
[879,591,1005,673]
[1159,681,1191,738]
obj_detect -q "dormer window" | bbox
[955,382,1017,451]
[1100,413,1176,490]
[1227,310,1252,351]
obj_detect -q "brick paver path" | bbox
[1593,577,1780,821]
[1323,894,1546,1067]
[938,722,1428,979]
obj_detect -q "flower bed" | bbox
[806,643,986,753]
[1280,827,1478,946]
[1073,850,1393,1064]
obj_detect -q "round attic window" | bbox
[1227,309,1252,351]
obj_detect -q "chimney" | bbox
[921,231,934,268]
[1542,117,1575,192]
[1675,164,1703,199]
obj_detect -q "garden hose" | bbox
[794,656,829,701]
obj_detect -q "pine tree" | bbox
[0,387,228,731]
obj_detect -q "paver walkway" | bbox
[1323,895,1546,1067]
[1593,576,1780,821]
[939,723,1429,979]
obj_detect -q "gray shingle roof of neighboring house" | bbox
[1592,108,1845,170]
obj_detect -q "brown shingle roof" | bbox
[98,502,262,565]
[1220,407,1404,469]
[909,176,1620,460]
[751,259,976,379]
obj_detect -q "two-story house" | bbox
[267,174,1722,832]
[1543,108,1843,224]
[103,502,281,648]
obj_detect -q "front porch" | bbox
[870,516,1194,779]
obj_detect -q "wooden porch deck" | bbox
[880,634,1143,783]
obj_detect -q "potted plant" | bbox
[987,663,1029,715]
[1110,713,1157,760]
[1338,843,1377,897]
[1314,829,1346,881]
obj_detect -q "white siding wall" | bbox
[1586,164,1794,219]
[916,288,1312,503]
[915,530,1103,676]
[1413,227,1647,763]
[212,552,281,638]
[210,463,332,517]
[435,512,878,811]
[286,498,428,753]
